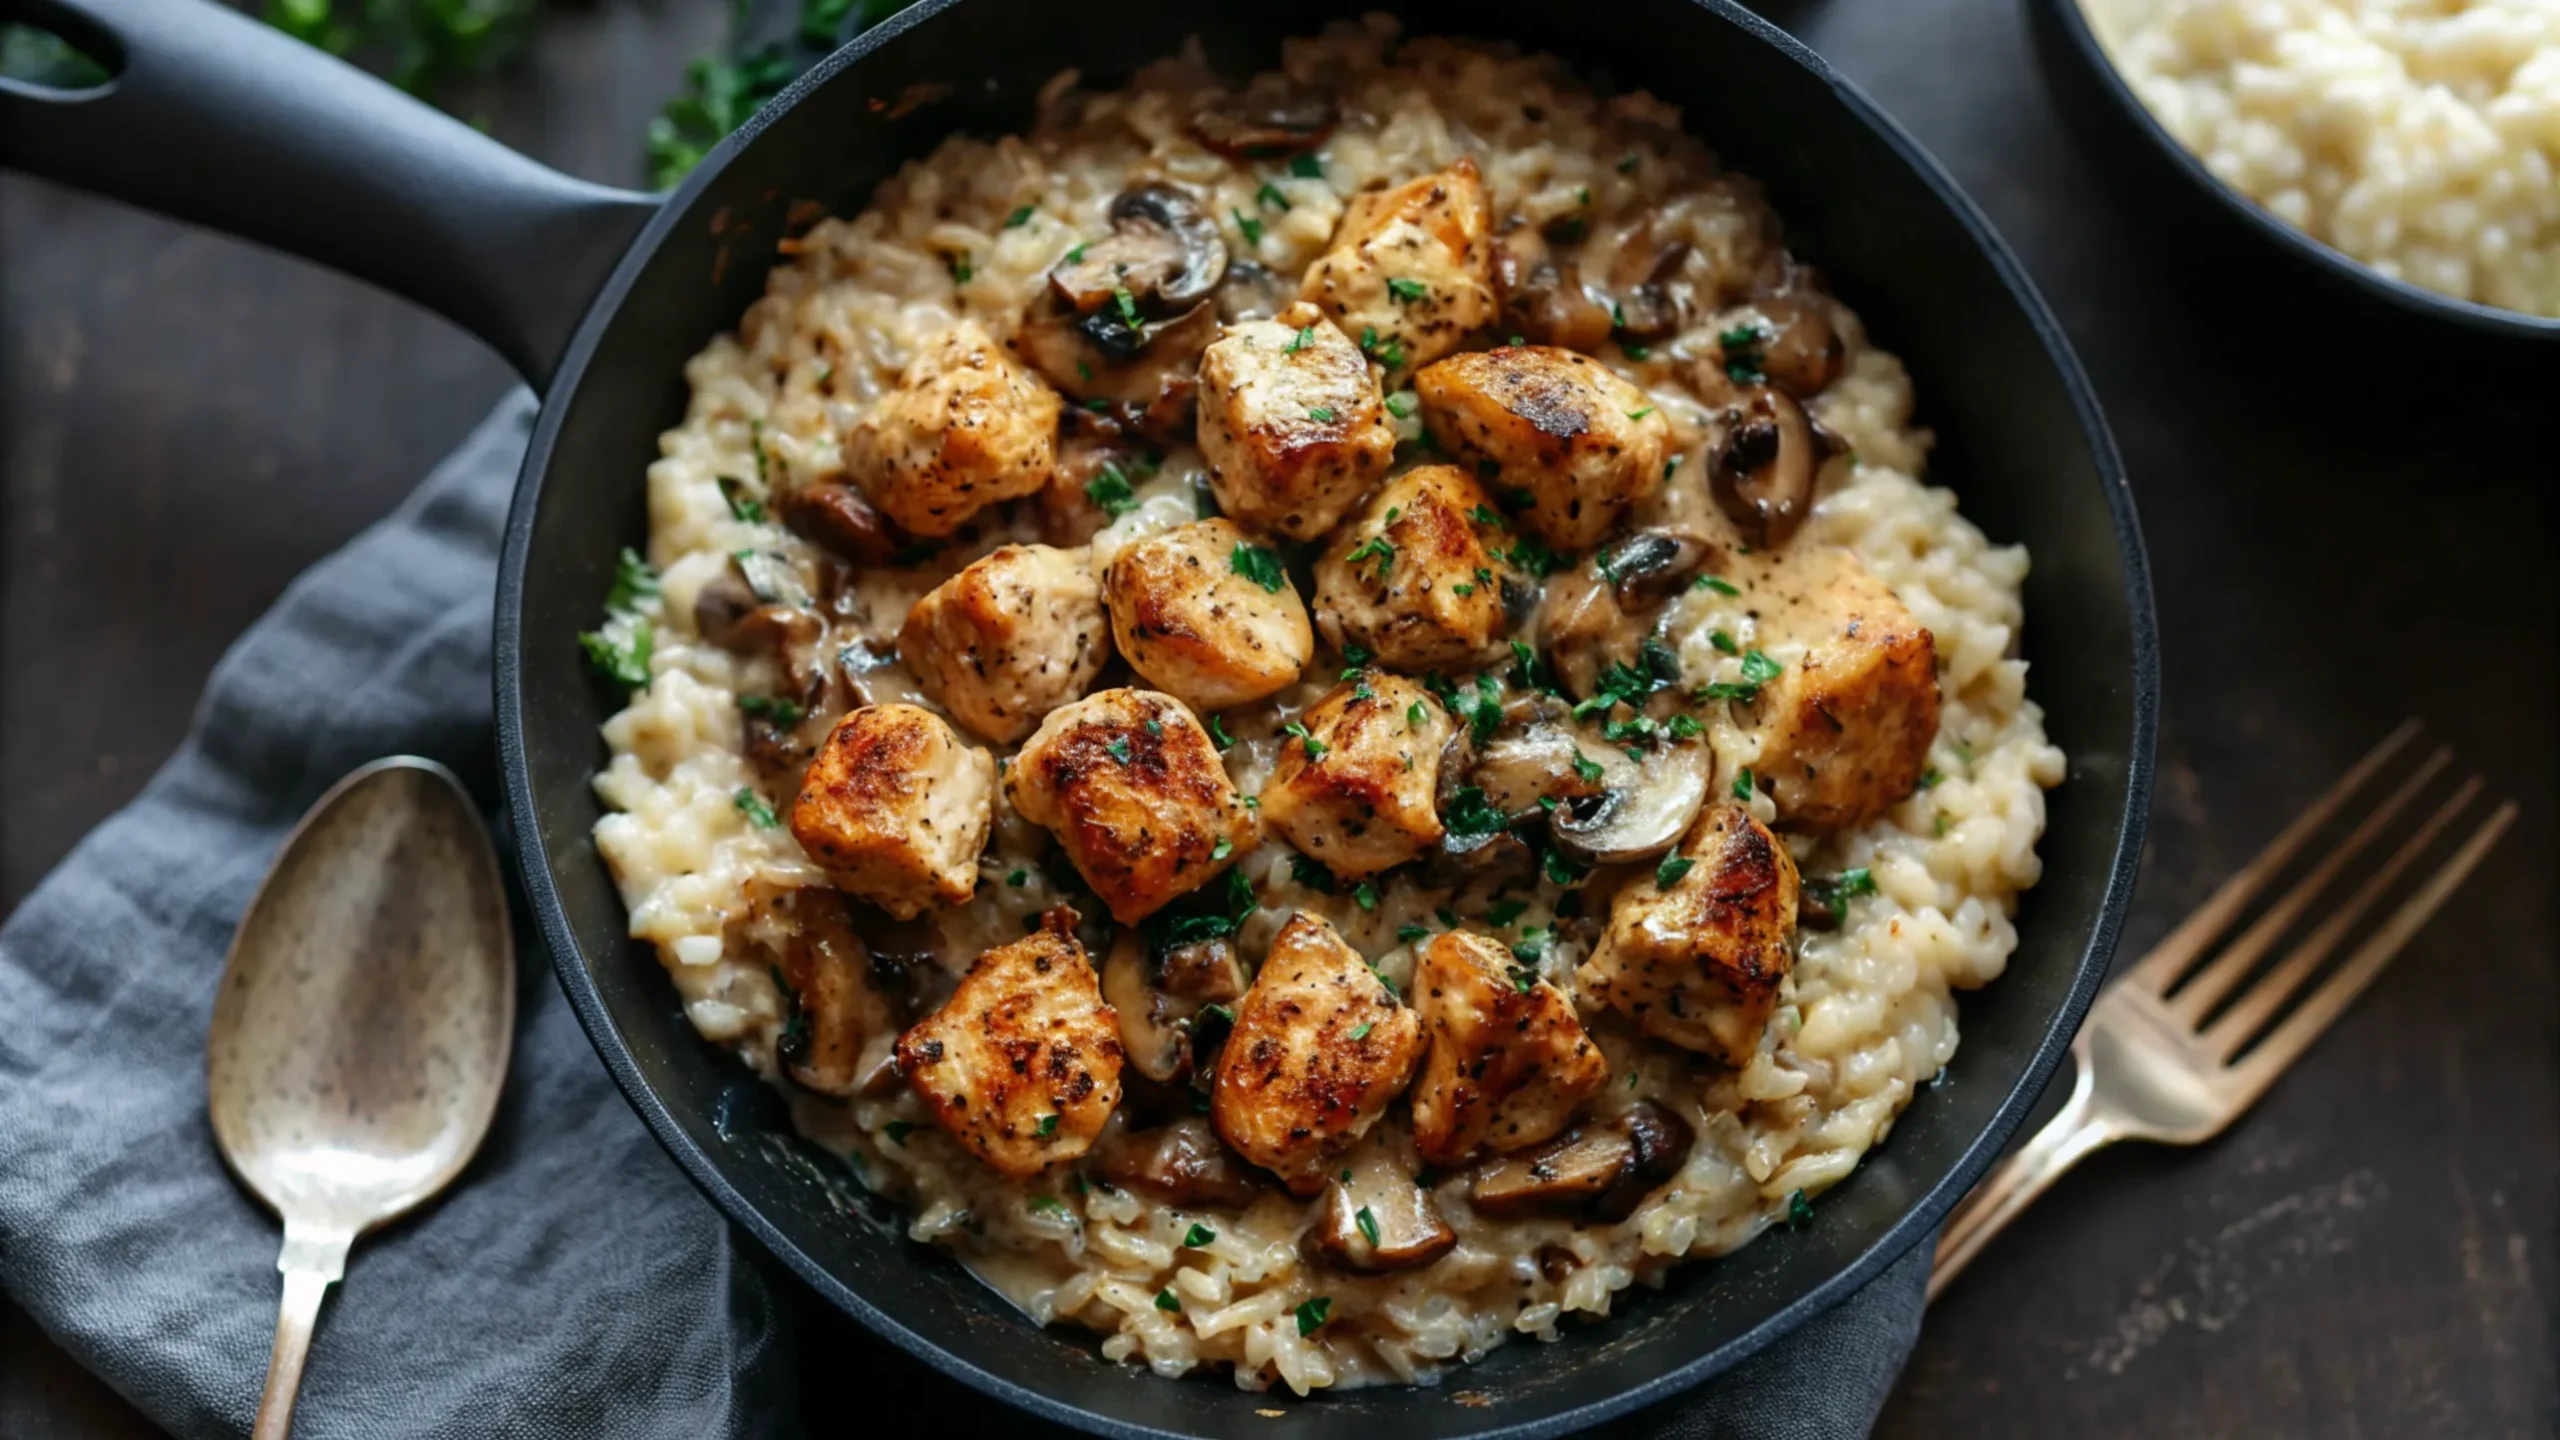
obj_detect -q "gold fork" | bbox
[1928,721,2517,1301]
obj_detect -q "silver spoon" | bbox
[206,756,515,1440]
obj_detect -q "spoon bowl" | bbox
[207,756,514,1438]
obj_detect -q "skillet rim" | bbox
[493,1,2158,1431]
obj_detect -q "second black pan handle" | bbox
[0,0,659,389]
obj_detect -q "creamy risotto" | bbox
[2094,0,2560,315]
[583,17,2064,1395]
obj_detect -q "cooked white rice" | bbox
[586,17,2064,1395]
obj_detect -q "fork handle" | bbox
[1929,1037,2119,1302]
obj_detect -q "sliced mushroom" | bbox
[1748,294,1845,399]
[1492,224,1613,353]
[1051,184,1227,315]
[1215,259,1292,325]
[778,479,907,565]
[1310,1140,1457,1274]
[1101,930,1247,1085]
[1091,1114,1268,1209]
[772,890,900,1098]
[1708,387,1820,550]
[1015,184,1230,443]
[1190,78,1337,160]
[1468,1101,1693,1220]
[1549,741,1710,867]
[1607,228,1692,341]
[1539,531,1713,700]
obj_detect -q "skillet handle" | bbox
[0,0,658,390]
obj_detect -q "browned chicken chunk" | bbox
[1005,689,1259,924]
[1577,803,1799,1065]
[1196,301,1397,539]
[848,319,1061,537]
[895,909,1124,1178]
[1211,912,1424,1193]
[1416,345,1671,551]
[1102,517,1314,712]
[788,704,994,920]
[898,543,1113,745]
[1409,930,1610,1165]
[1298,159,1497,376]
[1259,673,1453,879]
[1731,547,1939,831]
[1310,464,1516,673]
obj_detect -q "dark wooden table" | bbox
[4,1,2551,1435]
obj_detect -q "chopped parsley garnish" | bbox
[1289,852,1336,892]
[1183,1224,1217,1248]
[1695,575,1740,596]
[1506,535,1567,577]
[1627,406,1655,421]
[1732,768,1757,800]
[1619,153,1642,174]
[1719,323,1769,384]
[1307,405,1338,423]
[1543,849,1582,887]
[1283,721,1328,761]
[1787,1189,1815,1228]
[1286,325,1315,354]
[1344,534,1396,579]
[1289,154,1325,179]
[1570,752,1605,785]
[1709,629,1739,655]
[1035,1113,1061,1138]
[1355,1206,1382,1248]
[1469,503,1503,527]
[1655,854,1695,889]
[603,546,660,612]
[1354,880,1380,911]
[1007,868,1030,887]
[1359,328,1408,368]
[1113,286,1141,327]
[1485,899,1529,927]
[738,694,804,725]
[1295,1296,1333,1336]
[885,1120,916,1146]
[1396,923,1431,945]
[1442,785,1507,841]
[1511,929,1548,966]
[1230,542,1287,593]
[1202,1002,1236,1026]
[1406,700,1427,731]
[1065,241,1089,263]
[1257,181,1292,211]
[718,476,765,522]
[1211,836,1233,861]
[1367,964,1399,1001]
[1668,713,1705,740]
[1384,391,1417,418]
[1385,276,1429,303]
[947,250,973,283]
[1155,1288,1182,1313]
[1004,205,1036,228]
[733,788,779,829]
[1208,714,1236,749]
[1917,767,1944,789]
[1084,463,1140,517]
[1801,867,1880,928]
[1233,208,1265,245]
[1699,649,1784,702]
[1350,1021,1374,1043]
[1144,718,1164,737]
[1624,343,1651,361]
[1105,736,1133,765]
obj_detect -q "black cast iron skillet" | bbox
[0,0,2157,1432]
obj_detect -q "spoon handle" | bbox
[253,1220,352,1440]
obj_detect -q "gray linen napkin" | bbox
[0,390,1925,1438]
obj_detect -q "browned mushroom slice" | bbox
[1747,295,1845,399]
[1015,184,1231,442]
[1100,930,1248,1085]
[1540,530,1716,700]
[1190,78,1337,159]
[1215,259,1293,325]
[1310,1140,1457,1274]
[777,479,908,564]
[1708,387,1831,550]
[1467,1101,1693,1220]
[1607,231,1693,342]
[1548,742,1711,868]
[1091,1114,1269,1209]
[771,889,899,1098]
[1492,224,1613,353]
[1050,185,1228,314]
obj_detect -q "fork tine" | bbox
[2163,746,2452,1025]
[2126,720,2423,992]
[2205,774,2480,1053]
[2225,796,2517,1106]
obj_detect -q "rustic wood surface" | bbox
[2,0,2550,1435]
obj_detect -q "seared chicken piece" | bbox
[1730,546,1939,831]
[1102,518,1314,712]
[1409,930,1609,1166]
[1005,689,1259,924]
[1416,345,1671,551]
[848,319,1061,538]
[789,704,994,920]
[895,908,1124,1178]
[1311,464,1516,672]
[898,543,1113,745]
[1577,803,1799,1065]
[1196,301,1397,539]
[769,887,902,1098]
[1298,158,1497,376]
[1260,672,1453,879]
[1211,912,1424,1193]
